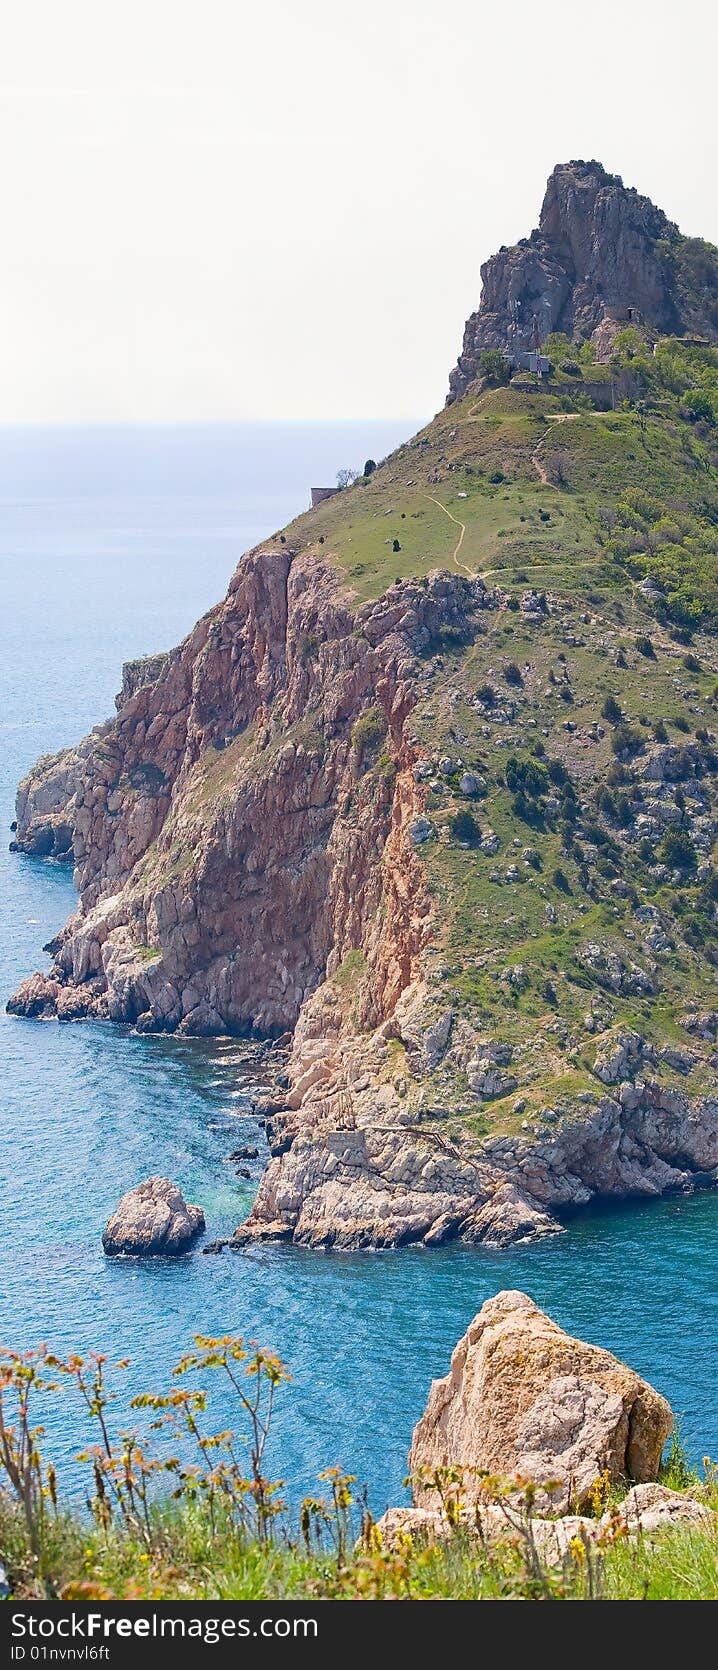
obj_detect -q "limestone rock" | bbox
[466,1060,516,1099]
[116,651,170,710]
[396,994,453,1071]
[6,972,62,1019]
[462,1185,562,1248]
[409,815,433,845]
[10,733,101,861]
[614,1481,714,1535]
[409,1290,673,1513]
[448,159,718,403]
[102,1176,205,1257]
[373,1481,714,1563]
[592,1027,644,1085]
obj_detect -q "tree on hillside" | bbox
[479,350,511,386]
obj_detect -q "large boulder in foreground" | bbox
[102,1176,205,1257]
[409,1290,672,1513]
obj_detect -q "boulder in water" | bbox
[102,1176,205,1257]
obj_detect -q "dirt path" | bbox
[531,411,581,485]
[424,494,473,577]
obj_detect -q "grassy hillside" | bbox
[3,1492,717,1600]
[264,339,718,1145]
[284,336,718,620]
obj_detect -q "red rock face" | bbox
[8,550,482,1040]
[447,159,718,402]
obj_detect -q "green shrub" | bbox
[505,757,549,799]
[659,827,698,873]
[601,694,623,725]
[479,350,511,386]
[351,706,386,757]
[450,809,480,845]
[683,389,715,423]
[610,722,644,758]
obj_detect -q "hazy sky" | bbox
[2,0,716,423]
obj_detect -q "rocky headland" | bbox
[7,160,718,1251]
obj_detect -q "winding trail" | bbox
[531,411,581,485]
[423,493,473,577]
[425,409,606,577]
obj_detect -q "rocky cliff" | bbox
[8,161,718,1250]
[11,555,490,1036]
[448,159,718,402]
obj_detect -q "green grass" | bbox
[2,1494,716,1601]
[2,1335,715,1603]
[269,346,718,623]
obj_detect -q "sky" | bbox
[1,0,716,424]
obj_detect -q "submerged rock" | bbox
[102,1176,205,1257]
[409,1289,672,1513]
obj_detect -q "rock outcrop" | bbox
[11,735,100,861]
[375,1481,713,1562]
[9,556,484,1038]
[102,1176,205,1256]
[7,544,718,1246]
[10,655,170,861]
[409,1290,673,1512]
[448,159,718,401]
[230,1060,718,1250]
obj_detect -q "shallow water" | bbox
[1,422,716,1508]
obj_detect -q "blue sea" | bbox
[0,421,716,1510]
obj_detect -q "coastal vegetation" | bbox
[1,1332,716,1602]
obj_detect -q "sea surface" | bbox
[0,421,716,1511]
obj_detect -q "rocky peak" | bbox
[448,158,718,401]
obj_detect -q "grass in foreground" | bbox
[2,1493,718,1601]
[1,1332,716,1601]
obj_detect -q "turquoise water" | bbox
[0,423,716,1509]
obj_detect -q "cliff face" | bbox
[10,537,718,1248]
[448,159,718,401]
[9,552,487,1038]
